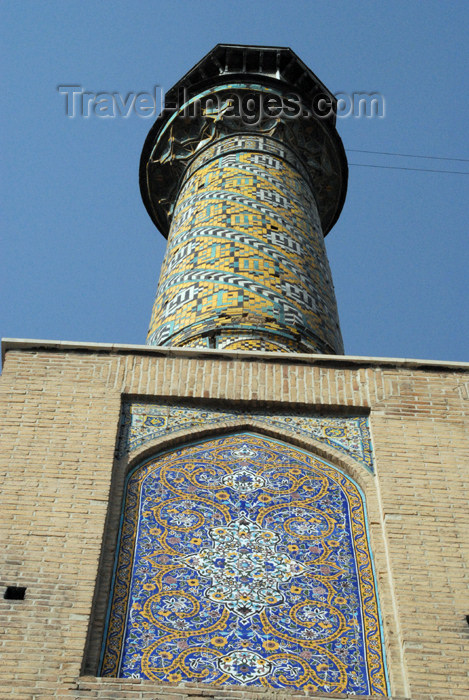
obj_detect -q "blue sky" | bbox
[1,0,468,362]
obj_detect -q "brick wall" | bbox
[0,342,467,699]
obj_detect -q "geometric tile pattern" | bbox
[144,80,346,241]
[147,134,343,354]
[117,401,374,473]
[100,433,388,694]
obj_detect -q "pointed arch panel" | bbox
[100,432,388,695]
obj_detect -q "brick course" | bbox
[0,341,468,699]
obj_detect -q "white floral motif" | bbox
[217,649,272,683]
[222,466,265,493]
[229,444,257,460]
[182,515,307,619]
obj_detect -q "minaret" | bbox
[2,42,468,700]
[140,44,348,354]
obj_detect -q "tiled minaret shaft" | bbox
[140,45,348,353]
[148,135,342,353]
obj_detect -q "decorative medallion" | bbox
[182,515,307,619]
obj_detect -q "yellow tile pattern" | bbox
[147,135,343,354]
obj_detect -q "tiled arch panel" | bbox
[101,432,388,694]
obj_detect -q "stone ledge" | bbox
[76,677,407,700]
[2,337,468,372]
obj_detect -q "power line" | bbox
[349,162,469,175]
[347,148,469,163]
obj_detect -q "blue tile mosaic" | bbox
[101,433,387,694]
[117,401,374,473]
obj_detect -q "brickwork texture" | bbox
[0,343,468,699]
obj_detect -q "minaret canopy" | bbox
[140,44,348,238]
